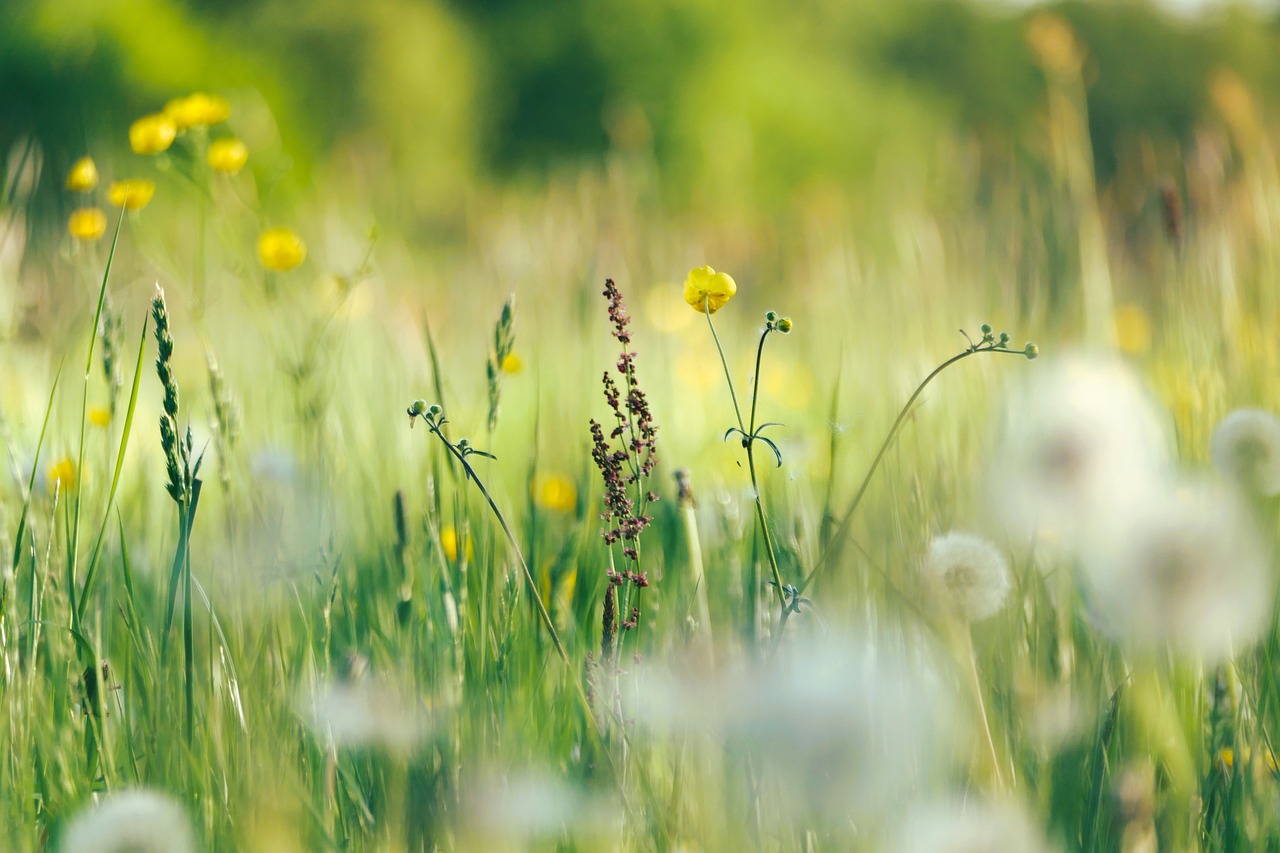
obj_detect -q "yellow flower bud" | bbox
[208,138,248,175]
[164,92,231,129]
[683,265,737,314]
[108,180,156,211]
[500,353,523,374]
[129,113,177,155]
[88,407,111,428]
[67,208,107,241]
[258,227,307,271]
[65,157,99,192]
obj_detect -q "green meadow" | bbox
[5,1,1280,850]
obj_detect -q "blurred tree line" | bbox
[2,0,1278,230]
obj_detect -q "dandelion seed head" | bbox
[1209,408,1280,496]
[1080,477,1272,662]
[922,532,1011,622]
[59,789,195,853]
[893,799,1059,853]
[991,354,1171,542]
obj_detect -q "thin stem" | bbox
[964,625,1005,789]
[798,347,1028,595]
[705,307,745,433]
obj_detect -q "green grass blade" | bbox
[76,316,149,625]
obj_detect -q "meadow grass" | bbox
[5,72,1280,852]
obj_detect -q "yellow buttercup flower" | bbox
[208,138,248,175]
[1114,303,1151,355]
[164,92,231,129]
[439,525,474,562]
[65,156,99,192]
[533,474,577,513]
[48,457,77,492]
[129,113,177,155]
[108,180,155,211]
[683,265,737,314]
[88,407,111,428]
[500,353,523,375]
[67,208,107,241]
[258,227,306,271]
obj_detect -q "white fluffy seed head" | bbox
[922,532,1012,622]
[1079,477,1273,662]
[59,789,195,853]
[990,353,1172,543]
[1210,408,1280,496]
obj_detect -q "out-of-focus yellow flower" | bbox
[164,92,231,129]
[208,138,248,174]
[89,407,111,428]
[1114,303,1151,355]
[65,157,99,192]
[439,525,474,562]
[683,265,736,314]
[533,474,577,513]
[1217,747,1236,771]
[108,179,155,211]
[500,353,523,374]
[258,227,306,271]
[129,114,177,155]
[49,457,77,492]
[68,208,107,241]
[1026,12,1083,75]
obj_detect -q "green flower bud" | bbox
[428,404,443,418]
[765,310,779,324]
[980,323,992,336]
[456,438,470,449]
[1023,342,1039,360]
[776,317,793,333]
[409,400,427,416]
[998,332,1010,345]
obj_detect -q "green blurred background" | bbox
[4,0,1278,233]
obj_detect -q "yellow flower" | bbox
[88,407,111,428]
[108,180,155,211]
[1115,303,1151,355]
[533,474,577,513]
[207,138,248,175]
[500,353,523,375]
[67,208,107,241]
[129,113,177,155]
[683,265,737,314]
[258,227,307,271]
[439,525,474,562]
[48,457,77,492]
[65,156,99,192]
[164,92,231,129]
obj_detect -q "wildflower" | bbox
[683,265,736,314]
[67,208,107,241]
[439,525,474,562]
[108,179,155,211]
[990,353,1171,542]
[65,156,98,192]
[88,407,111,428]
[48,457,77,492]
[501,353,523,374]
[1114,303,1152,355]
[164,92,231,129]
[128,113,177,155]
[893,799,1059,853]
[299,677,426,755]
[630,633,959,824]
[921,532,1011,622]
[1080,477,1272,663]
[59,789,196,853]
[207,137,248,174]
[258,227,306,271]
[1209,408,1280,496]
[533,474,577,513]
